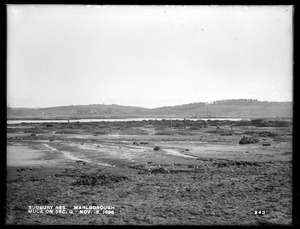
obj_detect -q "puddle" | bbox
[163,149,197,159]
[7,125,34,129]
[33,140,52,143]
[70,142,197,160]
[74,143,137,162]
[7,145,46,166]
[43,144,114,167]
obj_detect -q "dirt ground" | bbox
[6,119,292,225]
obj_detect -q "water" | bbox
[7,117,245,125]
[43,143,114,167]
[163,149,197,159]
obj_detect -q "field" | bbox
[6,119,293,225]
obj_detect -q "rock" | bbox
[154,146,161,151]
[30,133,36,137]
[239,136,259,144]
[262,143,271,146]
[140,142,148,144]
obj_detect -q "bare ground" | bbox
[6,120,292,225]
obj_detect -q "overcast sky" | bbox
[7,5,293,108]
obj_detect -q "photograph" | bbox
[6,4,293,225]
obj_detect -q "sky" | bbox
[7,5,293,108]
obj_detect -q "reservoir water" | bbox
[7,117,246,125]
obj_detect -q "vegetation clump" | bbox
[239,136,259,144]
[73,173,128,186]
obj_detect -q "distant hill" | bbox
[7,99,292,120]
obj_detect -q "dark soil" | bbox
[6,119,292,225]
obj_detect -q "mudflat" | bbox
[6,119,292,225]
